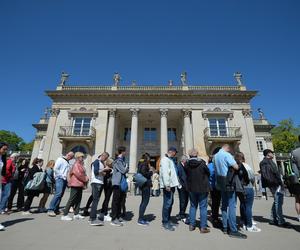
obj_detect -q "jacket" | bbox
[68,161,89,188]
[54,157,71,180]
[259,157,282,187]
[176,162,188,189]
[159,156,180,189]
[138,162,153,187]
[2,158,16,184]
[90,159,105,184]
[112,157,129,186]
[185,157,210,193]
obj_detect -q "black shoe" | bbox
[269,221,278,226]
[189,225,196,231]
[223,228,228,234]
[229,231,247,239]
[82,210,90,217]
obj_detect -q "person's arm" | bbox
[72,164,88,183]
[225,154,239,170]
[114,160,128,174]
[160,158,171,190]
[5,159,13,178]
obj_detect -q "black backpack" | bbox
[260,159,279,188]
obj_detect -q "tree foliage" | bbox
[271,119,300,153]
[0,130,33,152]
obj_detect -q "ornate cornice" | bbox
[68,107,98,119]
[202,107,234,120]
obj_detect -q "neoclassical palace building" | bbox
[31,72,274,175]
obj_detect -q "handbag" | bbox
[133,173,147,187]
[120,175,128,192]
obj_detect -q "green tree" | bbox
[0,130,24,151]
[20,141,34,152]
[271,119,300,153]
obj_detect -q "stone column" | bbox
[129,108,139,173]
[183,109,193,155]
[105,109,116,157]
[160,109,168,157]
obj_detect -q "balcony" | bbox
[58,126,96,145]
[204,127,242,142]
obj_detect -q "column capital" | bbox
[242,109,252,118]
[50,108,60,117]
[160,108,168,117]
[182,109,192,118]
[108,109,117,118]
[130,108,139,117]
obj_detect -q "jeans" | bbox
[111,185,126,220]
[8,179,24,210]
[100,182,113,215]
[239,188,254,227]
[138,186,151,220]
[189,192,208,229]
[178,187,189,218]
[0,182,12,212]
[221,190,237,232]
[162,187,175,224]
[270,187,285,224]
[48,178,67,212]
[63,187,83,216]
[84,195,93,211]
[210,188,221,221]
[90,183,104,220]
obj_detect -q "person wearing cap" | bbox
[259,149,290,227]
[0,152,19,214]
[159,146,180,231]
[61,152,89,221]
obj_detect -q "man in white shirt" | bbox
[48,151,74,217]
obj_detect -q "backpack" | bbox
[284,159,299,186]
[260,159,279,188]
[25,172,46,191]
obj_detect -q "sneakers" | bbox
[200,228,210,234]
[0,223,5,231]
[81,210,90,217]
[90,219,104,226]
[247,225,261,232]
[38,208,48,213]
[119,218,126,224]
[162,223,175,231]
[73,214,85,220]
[22,211,32,215]
[104,215,112,222]
[228,231,247,239]
[61,215,73,221]
[47,211,57,217]
[189,225,196,231]
[110,219,123,227]
[137,220,149,226]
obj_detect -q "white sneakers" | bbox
[22,211,32,215]
[247,225,262,232]
[73,214,85,220]
[61,215,73,221]
[0,223,5,231]
[104,215,112,222]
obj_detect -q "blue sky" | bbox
[0,0,299,142]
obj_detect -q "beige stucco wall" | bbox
[191,110,207,159]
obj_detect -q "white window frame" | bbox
[256,137,267,152]
[208,118,229,137]
[72,117,92,136]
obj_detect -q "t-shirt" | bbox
[214,149,237,177]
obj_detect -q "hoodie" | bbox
[185,157,210,193]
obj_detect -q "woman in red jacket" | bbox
[61,152,89,221]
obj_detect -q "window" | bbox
[168,128,177,141]
[73,117,91,136]
[124,128,131,141]
[208,118,227,136]
[256,140,265,152]
[144,128,157,142]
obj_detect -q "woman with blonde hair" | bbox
[61,152,89,221]
[38,160,55,213]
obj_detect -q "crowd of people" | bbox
[0,139,300,238]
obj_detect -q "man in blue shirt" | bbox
[214,144,247,239]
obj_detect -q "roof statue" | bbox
[257,108,266,120]
[59,71,69,86]
[168,80,173,86]
[113,72,121,86]
[180,71,187,85]
[234,72,243,86]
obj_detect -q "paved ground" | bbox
[0,192,299,250]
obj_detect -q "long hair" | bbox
[32,158,43,166]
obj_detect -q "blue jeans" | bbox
[239,188,254,227]
[189,192,208,229]
[270,187,285,224]
[162,187,175,224]
[221,190,237,232]
[138,186,151,220]
[0,182,12,212]
[48,178,67,212]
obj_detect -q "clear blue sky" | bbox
[0,0,299,142]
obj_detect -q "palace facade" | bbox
[31,73,274,175]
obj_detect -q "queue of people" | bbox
[1,140,300,237]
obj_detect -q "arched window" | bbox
[71,145,87,154]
